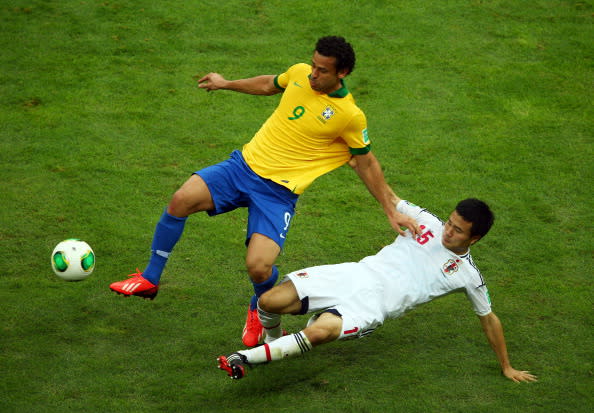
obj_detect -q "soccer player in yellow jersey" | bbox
[109,36,420,347]
[241,61,370,195]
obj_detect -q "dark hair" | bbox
[455,198,495,238]
[315,36,356,75]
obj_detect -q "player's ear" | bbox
[469,235,481,246]
[337,68,349,79]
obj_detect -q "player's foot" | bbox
[109,269,159,300]
[217,353,249,380]
[242,306,264,347]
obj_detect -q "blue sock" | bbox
[142,209,187,284]
[249,266,279,310]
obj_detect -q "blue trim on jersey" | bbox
[298,296,309,315]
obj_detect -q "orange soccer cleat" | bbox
[242,306,264,347]
[109,269,159,300]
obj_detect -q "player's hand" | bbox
[392,212,420,238]
[195,72,227,91]
[502,367,538,383]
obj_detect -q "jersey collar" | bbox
[328,79,349,98]
[307,75,349,98]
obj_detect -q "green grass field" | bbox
[1,1,592,412]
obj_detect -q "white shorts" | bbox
[286,262,385,340]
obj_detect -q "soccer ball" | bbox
[51,239,95,281]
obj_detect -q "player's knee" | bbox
[303,325,338,346]
[245,260,271,283]
[258,290,276,312]
[303,312,342,345]
[168,189,192,217]
[259,285,289,313]
[168,176,212,216]
[259,282,302,314]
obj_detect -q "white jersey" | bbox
[287,200,492,339]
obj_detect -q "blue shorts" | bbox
[195,150,299,248]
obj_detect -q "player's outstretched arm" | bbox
[349,153,420,237]
[478,312,538,383]
[195,73,280,95]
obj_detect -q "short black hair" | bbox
[455,198,495,239]
[315,36,356,75]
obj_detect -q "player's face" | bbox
[441,211,481,255]
[309,51,348,94]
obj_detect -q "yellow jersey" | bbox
[242,63,370,194]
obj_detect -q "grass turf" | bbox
[1,1,592,412]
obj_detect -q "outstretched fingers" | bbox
[504,368,538,383]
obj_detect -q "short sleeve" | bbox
[344,112,370,155]
[466,284,492,316]
[396,200,425,219]
[274,63,304,90]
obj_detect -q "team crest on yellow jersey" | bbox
[317,105,337,124]
[322,106,335,120]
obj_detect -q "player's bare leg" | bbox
[167,174,214,216]
[257,280,302,342]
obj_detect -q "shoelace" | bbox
[248,308,260,323]
[127,268,143,278]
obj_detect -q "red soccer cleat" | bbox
[242,306,263,347]
[217,353,248,380]
[109,269,159,300]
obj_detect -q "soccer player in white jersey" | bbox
[217,194,537,383]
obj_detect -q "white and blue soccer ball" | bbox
[51,239,95,281]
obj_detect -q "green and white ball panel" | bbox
[51,239,95,281]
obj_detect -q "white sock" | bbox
[239,331,312,364]
[257,302,282,343]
